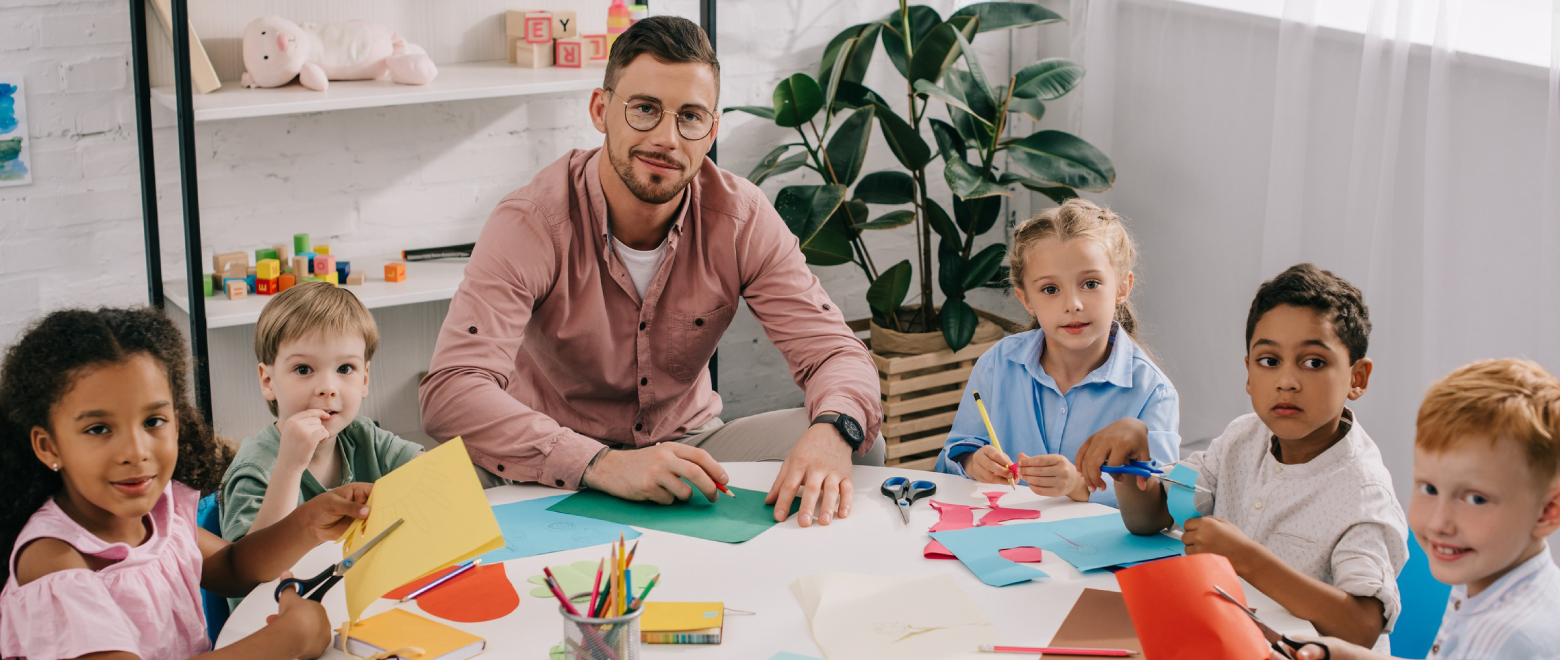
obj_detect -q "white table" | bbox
[218,463,1314,657]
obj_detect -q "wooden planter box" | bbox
[850,311,1023,471]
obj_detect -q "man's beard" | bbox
[607,133,695,205]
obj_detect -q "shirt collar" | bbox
[584,147,695,246]
[1459,542,1556,616]
[1264,408,1359,476]
[1008,322,1137,392]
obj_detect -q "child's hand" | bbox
[298,482,372,543]
[278,409,333,471]
[269,587,333,658]
[1015,453,1088,501]
[1182,516,1263,573]
[959,445,1016,484]
[1074,418,1152,492]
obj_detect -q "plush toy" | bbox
[240,16,438,91]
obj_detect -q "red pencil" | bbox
[587,558,604,617]
[716,482,736,497]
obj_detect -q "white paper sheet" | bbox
[790,572,996,660]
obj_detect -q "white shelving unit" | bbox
[150,61,604,122]
[163,258,471,329]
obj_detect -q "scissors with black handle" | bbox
[1214,585,1330,660]
[880,476,937,525]
[275,518,404,602]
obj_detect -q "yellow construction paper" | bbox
[343,438,504,624]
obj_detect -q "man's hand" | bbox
[1182,516,1264,574]
[958,445,1016,484]
[582,443,729,504]
[296,482,372,543]
[278,409,332,472]
[766,421,854,527]
[1074,418,1152,492]
[1016,453,1089,501]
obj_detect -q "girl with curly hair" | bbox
[0,307,374,660]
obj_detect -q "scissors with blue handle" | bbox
[1214,585,1330,659]
[275,518,404,602]
[1101,460,1210,494]
[880,477,937,524]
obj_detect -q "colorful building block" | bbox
[245,275,256,292]
[346,272,366,285]
[255,247,278,262]
[213,251,247,276]
[335,261,351,281]
[292,255,311,277]
[385,262,407,282]
[313,254,335,277]
[257,258,281,280]
[629,4,648,23]
[293,233,310,255]
[314,244,330,255]
[555,38,584,68]
[225,280,248,299]
[256,278,279,295]
[278,273,296,292]
[223,263,247,281]
[524,11,552,43]
[515,40,554,68]
[552,10,578,39]
[324,272,339,286]
[209,273,222,296]
[608,0,631,33]
[303,276,323,283]
[203,275,213,297]
[273,243,293,269]
[247,265,257,277]
[584,34,609,60]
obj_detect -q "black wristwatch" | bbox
[812,412,865,452]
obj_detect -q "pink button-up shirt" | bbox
[420,148,881,489]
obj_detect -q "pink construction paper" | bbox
[928,500,977,532]
[924,491,1043,562]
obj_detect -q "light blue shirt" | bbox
[934,325,1181,506]
[1428,544,1560,660]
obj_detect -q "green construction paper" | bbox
[526,559,660,602]
[547,484,801,544]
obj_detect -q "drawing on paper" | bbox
[0,76,32,187]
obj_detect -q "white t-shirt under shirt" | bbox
[1179,408,1409,636]
[613,235,670,301]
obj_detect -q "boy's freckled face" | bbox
[1410,440,1554,596]
[1245,304,1367,442]
[261,331,369,436]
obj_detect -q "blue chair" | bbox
[1390,531,1451,657]
[196,493,230,644]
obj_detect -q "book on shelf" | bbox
[145,0,221,94]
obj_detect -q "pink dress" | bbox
[0,481,210,660]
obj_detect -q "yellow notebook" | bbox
[639,602,724,645]
[338,609,486,660]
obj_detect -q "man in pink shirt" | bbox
[420,17,883,528]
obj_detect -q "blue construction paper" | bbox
[1166,464,1204,527]
[931,513,1184,585]
[477,495,641,563]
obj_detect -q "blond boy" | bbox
[220,282,423,542]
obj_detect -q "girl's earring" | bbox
[51,463,59,472]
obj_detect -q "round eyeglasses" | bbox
[607,89,717,141]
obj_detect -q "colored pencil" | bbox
[624,540,639,569]
[977,644,1137,656]
[617,534,627,616]
[972,391,1017,490]
[625,568,633,611]
[398,558,481,602]
[716,482,736,497]
[587,558,605,617]
[541,573,620,660]
[627,574,659,611]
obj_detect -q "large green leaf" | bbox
[951,29,995,112]
[955,195,1003,235]
[854,171,917,205]
[914,80,992,127]
[853,210,917,230]
[746,144,804,184]
[1008,96,1046,122]
[823,106,874,186]
[866,259,914,319]
[944,70,993,146]
[775,184,852,265]
[772,74,825,128]
[907,16,980,87]
[938,239,965,299]
[950,2,1065,32]
[1012,58,1086,100]
[925,198,962,247]
[724,105,776,120]
[962,243,1007,290]
[940,297,979,351]
[880,5,942,79]
[834,199,870,238]
[818,23,881,89]
[874,103,932,170]
[944,156,1010,199]
[930,118,967,163]
[998,173,1079,203]
[1007,130,1116,192]
[821,39,853,121]
[831,81,888,111]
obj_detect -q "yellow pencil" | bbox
[617,533,627,616]
[973,391,1017,490]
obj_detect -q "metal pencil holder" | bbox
[560,592,643,660]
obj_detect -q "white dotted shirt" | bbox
[1180,409,1409,631]
[1428,544,1560,660]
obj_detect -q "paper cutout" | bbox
[547,484,799,544]
[1166,464,1204,527]
[791,572,997,660]
[978,506,1042,526]
[931,513,1184,586]
[525,559,659,602]
[768,654,824,660]
[477,495,641,564]
[1045,589,1143,658]
[924,540,1044,563]
[382,563,519,623]
[928,500,976,532]
[340,608,486,658]
[548,642,565,659]
[923,491,1042,561]
[342,438,505,624]
[1117,554,1270,660]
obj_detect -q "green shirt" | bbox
[219,415,423,542]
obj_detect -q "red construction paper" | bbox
[382,563,520,623]
[1116,554,1270,660]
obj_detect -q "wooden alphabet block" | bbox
[256,258,281,280]
[555,38,584,68]
[551,10,577,39]
[584,34,609,60]
[225,280,248,299]
[504,10,530,37]
[346,272,367,286]
[278,274,296,292]
[256,278,278,295]
[515,39,554,68]
[385,262,407,282]
[524,11,553,43]
[314,244,330,255]
[223,263,247,281]
[273,243,292,269]
[313,254,335,276]
[213,251,247,277]
[292,256,310,278]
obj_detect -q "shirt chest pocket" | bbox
[657,304,737,381]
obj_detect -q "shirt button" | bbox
[641,377,648,386]
[1253,500,1263,510]
[1059,407,1067,414]
[555,479,564,487]
[695,318,704,326]
[1453,600,1460,611]
[639,322,646,330]
[468,326,478,334]
[1273,466,1282,475]
[823,304,831,311]
[635,423,643,432]
[1432,643,1440,654]
[496,464,505,472]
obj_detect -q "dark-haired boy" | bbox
[1077,263,1408,650]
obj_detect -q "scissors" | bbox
[880,477,937,524]
[1214,585,1330,660]
[275,518,404,602]
[1100,460,1211,494]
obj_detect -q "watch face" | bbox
[842,417,863,442]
